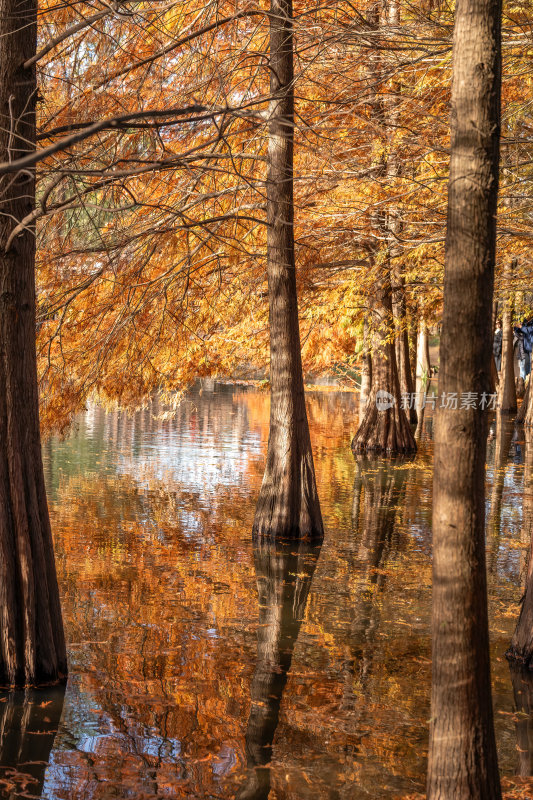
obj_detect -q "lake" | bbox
[0,383,529,799]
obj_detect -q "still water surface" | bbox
[1,384,530,798]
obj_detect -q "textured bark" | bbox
[498,260,517,413]
[236,536,321,800]
[0,0,67,686]
[352,277,416,454]
[392,280,417,425]
[427,0,502,796]
[252,0,322,539]
[0,685,65,793]
[507,429,533,668]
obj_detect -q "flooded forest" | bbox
[0,0,532,798]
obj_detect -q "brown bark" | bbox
[392,280,417,425]
[252,0,322,539]
[507,428,533,668]
[0,0,67,685]
[236,536,321,800]
[498,260,517,413]
[352,276,416,454]
[427,0,502,796]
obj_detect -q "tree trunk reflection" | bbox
[487,412,514,573]
[237,536,322,799]
[344,456,410,709]
[0,684,65,796]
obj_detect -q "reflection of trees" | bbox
[0,685,65,797]
[344,457,410,709]
[487,413,514,574]
[237,536,322,800]
[508,428,533,667]
[509,666,533,777]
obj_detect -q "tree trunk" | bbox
[486,412,514,574]
[427,0,502,796]
[236,536,321,800]
[524,377,533,427]
[490,299,499,393]
[352,276,416,454]
[392,280,418,424]
[498,260,517,413]
[359,320,372,420]
[415,319,431,395]
[252,0,323,539]
[507,428,533,668]
[0,0,67,686]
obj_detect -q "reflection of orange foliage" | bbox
[43,389,522,797]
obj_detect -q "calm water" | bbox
[1,383,530,799]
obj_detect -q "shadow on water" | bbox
[0,684,65,798]
[236,535,323,800]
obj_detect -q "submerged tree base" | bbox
[252,435,324,540]
[352,396,416,454]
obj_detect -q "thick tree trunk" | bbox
[0,0,67,686]
[236,536,321,800]
[498,260,517,413]
[253,0,322,539]
[352,277,416,454]
[427,0,502,796]
[507,428,533,667]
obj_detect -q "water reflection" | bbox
[20,385,527,798]
[0,685,64,797]
[487,413,515,573]
[345,457,411,710]
[237,536,322,800]
[509,667,533,777]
